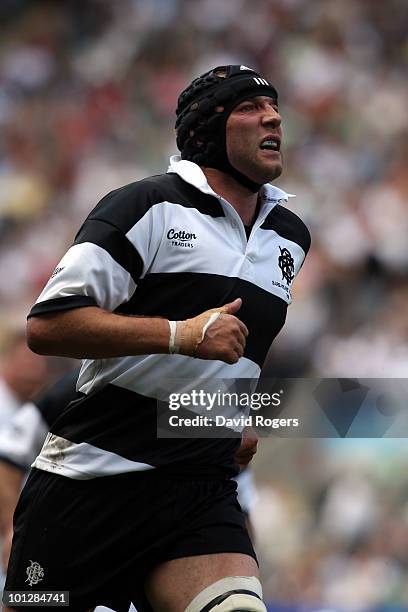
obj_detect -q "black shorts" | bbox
[5,468,256,611]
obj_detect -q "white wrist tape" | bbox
[201,311,221,341]
[168,320,179,354]
[170,310,222,357]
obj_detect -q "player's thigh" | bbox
[144,551,259,612]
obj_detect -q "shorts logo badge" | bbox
[278,246,294,284]
[26,560,44,586]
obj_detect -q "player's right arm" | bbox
[27,299,247,364]
[27,185,248,364]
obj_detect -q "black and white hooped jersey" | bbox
[29,156,310,479]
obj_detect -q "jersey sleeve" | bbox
[28,187,148,318]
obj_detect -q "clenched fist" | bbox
[169,298,248,364]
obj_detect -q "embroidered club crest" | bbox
[278,247,295,284]
[26,560,44,587]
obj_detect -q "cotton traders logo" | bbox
[167,228,197,249]
[278,246,294,284]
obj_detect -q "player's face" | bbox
[226,96,283,185]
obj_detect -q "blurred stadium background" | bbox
[0,0,407,609]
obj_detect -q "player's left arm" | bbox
[234,426,258,470]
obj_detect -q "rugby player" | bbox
[5,65,310,611]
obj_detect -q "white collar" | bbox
[167,155,295,204]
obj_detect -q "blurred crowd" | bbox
[0,0,407,375]
[254,439,408,610]
[0,0,407,609]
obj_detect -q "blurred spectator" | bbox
[0,329,50,589]
[0,330,49,427]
